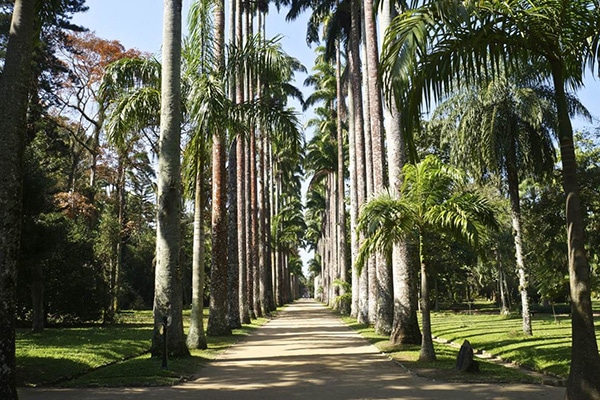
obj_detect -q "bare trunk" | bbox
[207,0,231,337]
[187,167,208,349]
[418,237,436,362]
[498,252,510,315]
[335,38,348,313]
[151,0,189,357]
[506,150,531,335]
[227,142,241,329]
[0,1,35,396]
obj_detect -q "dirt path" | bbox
[19,299,563,399]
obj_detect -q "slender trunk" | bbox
[263,135,275,312]
[251,126,262,317]
[31,261,44,333]
[227,142,241,329]
[348,72,359,318]
[335,36,348,313]
[0,0,35,396]
[187,167,208,349]
[551,63,600,400]
[418,235,436,362]
[237,135,250,325]
[352,0,368,324]
[498,251,510,315]
[151,0,189,357]
[506,147,531,335]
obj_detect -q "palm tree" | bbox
[357,155,498,362]
[381,2,600,396]
[151,0,189,357]
[431,75,560,335]
[0,0,35,396]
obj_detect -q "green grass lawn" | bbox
[344,305,600,384]
[16,309,270,388]
[429,311,582,378]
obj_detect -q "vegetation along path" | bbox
[20,300,562,400]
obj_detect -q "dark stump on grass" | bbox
[456,339,480,373]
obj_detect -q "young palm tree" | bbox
[381,2,600,396]
[357,155,498,361]
[0,0,36,396]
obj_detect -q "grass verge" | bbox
[17,310,271,388]
[340,310,586,385]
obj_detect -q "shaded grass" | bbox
[17,309,270,388]
[341,314,562,385]
[429,311,586,378]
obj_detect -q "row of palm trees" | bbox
[301,0,600,399]
[110,0,309,356]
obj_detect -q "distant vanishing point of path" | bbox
[20,299,562,400]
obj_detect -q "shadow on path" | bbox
[19,300,563,399]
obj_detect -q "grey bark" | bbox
[187,168,208,349]
[151,0,189,357]
[379,0,421,345]
[0,0,35,397]
[363,0,392,335]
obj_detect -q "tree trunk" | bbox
[206,0,231,337]
[363,0,392,335]
[418,237,436,362]
[187,167,208,349]
[506,149,531,335]
[379,0,421,345]
[227,142,241,329]
[151,0,189,357]
[335,36,348,313]
[497,252,510,315]
[551,64,600,400]
[347,73,360,318]
[0,1,35,397]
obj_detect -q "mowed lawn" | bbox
[429,310,594,378]
[16,310,269,387]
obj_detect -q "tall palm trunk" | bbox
[363,0,392,334]
[187,167,208,349]
[335,37,348,312]
[551,63,600,400]
[227,142,241,329]
[235,0,250,325]
[207,0,231,337]
[0,0,35,396]
[379,0,421,345]
[348,70,359,317]
[350,0,368,323]
[152,0,189,357]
